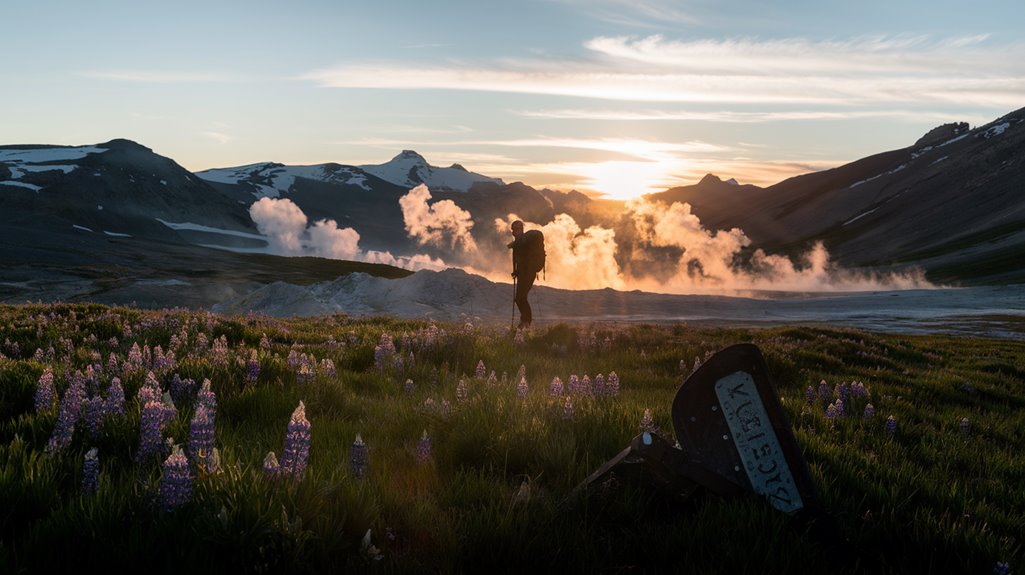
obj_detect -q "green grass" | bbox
[0,303,1022,573]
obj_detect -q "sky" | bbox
[3,0,1023,200]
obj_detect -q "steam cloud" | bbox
[248,197,446,271]
[251,187,929,293]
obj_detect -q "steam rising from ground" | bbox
[248,197,446,271]
[250,186,930,293]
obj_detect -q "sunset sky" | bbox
[4,0,1023,199]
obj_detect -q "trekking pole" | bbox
[510,276,517,332]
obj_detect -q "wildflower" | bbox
[102,378,124,418]
[486,371,497,387]
[833,398,845,417]
[35,367,55,413]
[170,374,197,406]
[189,405,216,473]
[126,342,144,373]
[280,401,311,480]
[639,408,657,434]
[245,351,260,384]
[993,560,1011,575]
[415,430,432,464]
[692,357,702,373]
[456,378,468,403]
[81,447,100,495]
[607,372,620,396]
[679,359,687,372]
[818,380,830,408]
[475,360,486,380]
[136,400,167,463]
[263,451,280,477]
[210,336,229,367]
[549,376,564,397]
[106,352,119,374]
[158,444,192,511]
[82,396,106,440]
[138,371,162,406]
[960,417,970,435]
[568,374,580,395]
[296,354,316,384]
[351,433,369,480]
[593,374,606,396]
[517,376,529,398]
[516,364,526,383]
[46,374,87,455]
[319,358,336,378]
[835,382,850,404]
[851,381,870,399]
[374,333,396,370]
[404,378,415,394]
[825,402,840,421]
[885,415,897,435]
[864,403,875,419]
[562,396,574,420]
[580,375,592,396]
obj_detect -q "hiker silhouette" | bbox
[508,220,545,329]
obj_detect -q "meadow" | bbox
[0,303,1021,574]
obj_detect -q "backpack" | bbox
[522,229,546,276]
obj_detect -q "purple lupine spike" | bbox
[45,374,87,454]
[197,379,216,412]
[82,396,106,440]
[817,380,830,408]
[81,447,100,495]
[825,402,839,421]
[415,430,432,464]
[549,376,564,397]
[106,377,125,416]
[607,371,620,396]
[833,398,845,417]
[486,371,497,387]
[319,358,336,378]
[107,352,119,374]
[136,399,167,464]
[864,403,876,419]
[593,374,606,396]
[158,445,192,511]
[568,375,579,395]
[805,385,816,405]
[188,405,216,473]
[475,360,486,380]
[351,433,368,480]
[639,408,656,434]
[517,376,529,399]
[580,375,593,396]
[562,396,574,420]
[280,401,311,480]
[35,367,55,413]
[885,415,897,435]
[456,378,468,403]
[263,451,280,477]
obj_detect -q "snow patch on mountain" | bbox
[0,146,108,191]
[198,162,372,197]
[984,122,1011,139]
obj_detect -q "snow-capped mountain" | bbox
[195,150,503,199]
[359,150,503,192]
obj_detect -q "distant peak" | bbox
[449,163,467,172]
[698,173,722,185]
[725,178,738,186]
[98,138,153,153]
[392,150,427,163]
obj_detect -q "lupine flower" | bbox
[81,447,100,495]
[679,359,687,372]
[992,560,1011,575]
[374,333,396,370]
[136,400,167,463]
[885,415,897,435]
[475,360,486,380]
[197,379,217,413]
[960,417,970,435]
[259,334,271,350]
[864,403,876,419]
[106,376,125,417]
[82,395,106,440]
[280,401,311,480]
[835,382,850,405]
[549,376,564,397]
[517,376,529,398]
[580,375,593,396]
[351,433,368,480]
[404,378,415,394]
[593,374,606,396]
[189,405,216,473]
[568,375,580,395]
[319,358,336,378]
[805,386,816,405]
[138,371,162,406]
[170,374,197,406]
[486,371,497,387]
[126,342,144,373]
[263,451,280,477]
[159,444,192,511]
[35,367,55,413]
[456,378,468,403]
[211,336,229,367]
[46,375,87,454]
[296,354,316,384]
[516,364,527,383]
[692,357,702,373]
[245,351,260,384]
[833,398,845,417]
[607,372,620,396]
[825,402,840,421]
[415,430,432,464]
[851,381,870,399]
[639,409,657,434]
[818,380,830,408]
[562,396,574,420]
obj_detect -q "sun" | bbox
[579,159,679,200]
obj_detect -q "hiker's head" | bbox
[511,220,524,238]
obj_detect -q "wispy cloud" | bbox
[79,70,231,83]
[549,0,698,28]
[202,131,232,144]
[303,34,1024,108]
[516,109,985,123]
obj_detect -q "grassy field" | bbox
[0,303,1022,573]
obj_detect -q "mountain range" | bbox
[1,105,1023,310]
